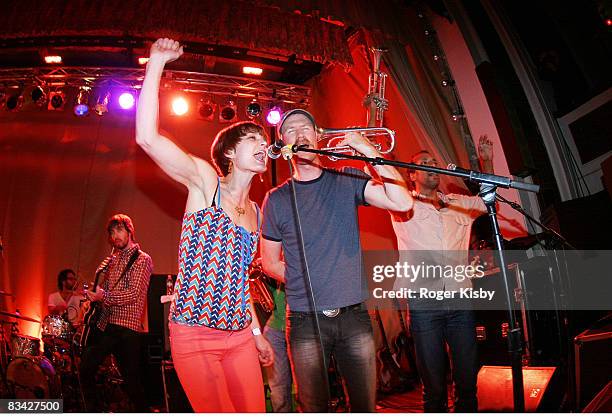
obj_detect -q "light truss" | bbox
[0,67,311,105]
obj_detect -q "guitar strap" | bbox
[104,249,141,292]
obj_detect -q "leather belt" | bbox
[293,302,363,318]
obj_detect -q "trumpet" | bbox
[314,126,395,161]
[248,260,275,313]
[366,47,388,128]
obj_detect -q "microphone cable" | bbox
[285,157,332,409]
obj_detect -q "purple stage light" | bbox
[266,106,282,125]
[118,92,135,110]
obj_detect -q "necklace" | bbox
[222,182,247,217]
[223,182,246,217]
[234,205,246,216]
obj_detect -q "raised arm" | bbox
[136,38,217,189]
[338,133,413,212]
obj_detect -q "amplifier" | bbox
[574,314,612,410]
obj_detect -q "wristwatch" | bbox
[251,327,262,336]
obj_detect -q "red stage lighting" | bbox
[48,91,65,111]
[198,97,216,121]
[219,99,237,123]
[242,66,263,76]
[44,55,62,64]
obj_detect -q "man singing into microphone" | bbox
[260,109,412,412]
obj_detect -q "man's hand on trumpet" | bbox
[336,131,379,158]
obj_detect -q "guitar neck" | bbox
[90,269,102,292]
[394,299,409,334]
[374,308,391,349]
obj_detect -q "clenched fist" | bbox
[149,38,184,64]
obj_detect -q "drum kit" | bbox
[0,290,86,408]
[0,288,129,411]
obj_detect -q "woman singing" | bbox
[136,38,273,412]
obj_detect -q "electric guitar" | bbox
[374,307,411,394]
[393,299,418,382]
[79,256,112,350]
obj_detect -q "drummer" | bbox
[47,269,84,328]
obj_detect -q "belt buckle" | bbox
[322,308,340,318]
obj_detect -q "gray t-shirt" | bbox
[262,167,371,312]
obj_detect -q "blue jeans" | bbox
[288,304,376,412]
[409,306,478,412]
[263,327,293,412]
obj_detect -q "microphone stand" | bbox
[279,147,333,410]
[290,144,542,412]
[495,195,575,250]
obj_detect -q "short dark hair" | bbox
[211,121,266,176]
[57,269,75,291]
[107,214,135,240]
[408,150,432,173]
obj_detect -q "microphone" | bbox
[267,140,284,160]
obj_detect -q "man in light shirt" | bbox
[391,136,493,412]
[48,269,84,328]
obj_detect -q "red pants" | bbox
[169,321,265,413]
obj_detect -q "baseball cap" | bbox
[276,109,317,139]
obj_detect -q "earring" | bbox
[259,173,264,183]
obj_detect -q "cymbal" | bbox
[0,290,12,296]
[0,310,40,323]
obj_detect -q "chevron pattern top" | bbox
[169,198,260,331]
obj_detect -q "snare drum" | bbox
[10,334,40,357]
[42,314,74,347]
[6,356,51,398]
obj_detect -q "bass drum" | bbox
[6,357,55,399]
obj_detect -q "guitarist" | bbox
[79,214,153,412]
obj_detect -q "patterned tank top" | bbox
[170,179,260,330]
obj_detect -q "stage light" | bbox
[138,57,149,65]
[219,99,237,123]
[606,18,612,27]
[266,106,282,125]
[451,111,465,122]
[44,55,62,64]
[31,86,47,106]
[171,97,189,116]
[73,87,91,116]
[94,92,110,115]
[242,66,263,76]
[118,92,135,110]
[246,99,262,118]
[198,96,216,121]
[6,93,24,111]
[48,90,65,111]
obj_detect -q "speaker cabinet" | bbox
[583,381,612,412]
[148,274,175,358]
[477,365,558,412]
[473,262,564,366]
[574,314,612,410]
